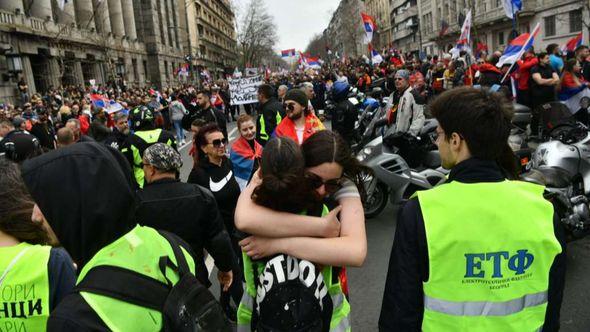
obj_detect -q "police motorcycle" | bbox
[357,119,447,218]
[508,102,537,174]
[521,103,590,239]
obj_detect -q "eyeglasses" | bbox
[208,138,228,148]
[305,172,343,194]
[395,77,405,81]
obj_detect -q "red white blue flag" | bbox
[497,23,540,67]
[563,32,583,53]
[281,49,296,58]
[361,13,377,44]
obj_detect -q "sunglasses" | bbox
[285,103,297,111]
[208,138,228,148]
[305,172,343,194]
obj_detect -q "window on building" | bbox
[544,15,556,36]
[570,10,582,33]
[198,24,204,36]
[164,61,169,78]
[496,0,501,7]
[143,60,148,80]
[498,31,505,45]
[132,59,138,81]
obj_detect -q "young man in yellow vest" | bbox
[379,87,566,332]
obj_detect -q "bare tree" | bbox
[305,33,328,59]
[339,0,363,58]
[236,0,278,68]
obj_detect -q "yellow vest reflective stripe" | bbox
[0,243,51,332]
[237,206,351,332]
[258,111,282,141]
[130,129,165,188]
[78,225,196,331]
[416,180,562,332]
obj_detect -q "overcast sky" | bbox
[234,0,340,52]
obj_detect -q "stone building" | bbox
[0,0,238,104]
[416,0,590,57]
[365,0,393,50]
[323,0,365,58]
[390,0,420,54]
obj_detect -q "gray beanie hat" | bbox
[284,89,309,107]
[395,69,410,81]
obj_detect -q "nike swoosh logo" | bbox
[209,171,233,192]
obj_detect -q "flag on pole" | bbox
[57,0,68,10]
[361,13,377,44]
[369,44,383,65]
[439,20,449,37]
[502,0,522,19]
[497,22,540,67]
[563,32,583,54]
[450,10,472,58]
[281,49,296,58]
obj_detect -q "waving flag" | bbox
[306,57,321,69]
[450,10,472,58]
[497,23,540,67]
[502,0,522,19]
[361,13,377,44]
[281,49,296,58]
[563,32,583,54]
[369,44,383,65]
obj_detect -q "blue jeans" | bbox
[173,120,184,142]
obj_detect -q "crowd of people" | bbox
[1,39,587,331]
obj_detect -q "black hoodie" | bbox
[21,142,136,269]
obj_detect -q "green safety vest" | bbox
[121,128,174,188]
[0,243,51,332]
[237,206,351,332]
[258,111,282,141]
[416,180,562,332]
[77,225,196,331]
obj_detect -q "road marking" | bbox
[178,141,192,151]
[228,127,237,141]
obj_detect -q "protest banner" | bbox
[229,75,263,105]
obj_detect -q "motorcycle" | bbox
[357,119,447,218]
[521,104,590,239]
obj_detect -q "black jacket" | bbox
[136,178,236,286]
[202,106,228,138]
[103,128,128,150]
[331,98,357,145]
[379,158,566,332]
[30,121,55,151]
[256,97,283,145]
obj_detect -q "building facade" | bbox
[0,0,238,104]
[416,0,590,57]
[390,0,420,54]
[324,0,365,58]
[365,0,393,50]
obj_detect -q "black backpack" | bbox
[75,231,231,331]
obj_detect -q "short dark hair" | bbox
[258,84,274,99]
[546,43,559,54]
[197,90,211,99]
[430,87,517,175]
[537,52,549,60]
[195,123,222,160]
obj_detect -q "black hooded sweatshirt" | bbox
[21,142,196,330]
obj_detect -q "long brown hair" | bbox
[301,130,370,202]
[252,137,318,213]
[0,159,50,245]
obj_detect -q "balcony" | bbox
[392,6,417,26]
[391,0,409,11]
[392,27,415,41]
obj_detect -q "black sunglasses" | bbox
[305,172,343,194]
[208,138,228,148]
[285,103,296,111]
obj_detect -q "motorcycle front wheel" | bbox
[364,182,389,219]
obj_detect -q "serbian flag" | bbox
[497,23,540,67]
[229,137,263,191]
[563,32,583,53]
[361,13,377,44]
[281,49,296,57]
[450,10,472,58]
[369,44,383,65]
[90,93,108,109]
[307,56,321,69]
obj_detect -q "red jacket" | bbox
[517,56,538,91]
[273,113,325,145]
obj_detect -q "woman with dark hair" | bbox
[188,123,243,320]
[237,136,351,331]
[0,159,76,331]
[236,130,367,296]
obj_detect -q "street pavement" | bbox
[177,119,590,331]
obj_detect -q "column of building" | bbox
[56,0,76,25]
[0,0,24,13]
[74,0,95,30]
[92,0,111,35]
[121,0,137,40]
[107,0,125,37]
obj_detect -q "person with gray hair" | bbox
[65,118,94,143]
[104,112,129,150]
[136,143,237,294]
[383,69,426,136]
[300,81,316,115]
[277,85,288,103]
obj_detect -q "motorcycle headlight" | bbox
[363,147,373,156]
